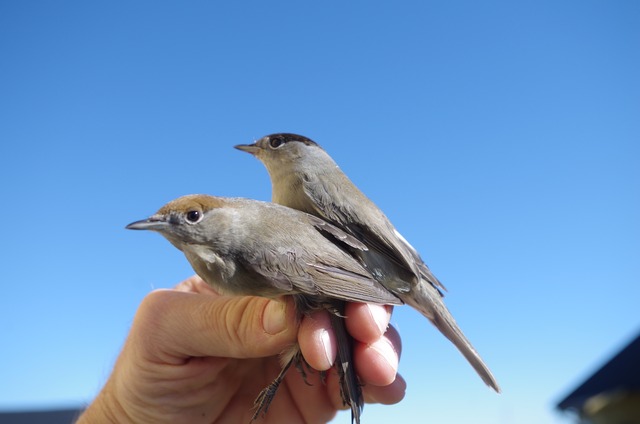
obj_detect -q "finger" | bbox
[323,370,351,411]
[131,289,298,364]
[322,370,407,409]
[362,373,407,405]
[299,305,397,372]
[354,325,402,386]
[174,275,220,296]
[298,310,336,371]
[281,361,338,424]
[345,303,393,344]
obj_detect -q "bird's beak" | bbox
[126,216,168,231]
[234,143,260,155]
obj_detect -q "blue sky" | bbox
[1,1,638,423]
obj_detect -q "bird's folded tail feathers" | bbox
[404,282,501,393]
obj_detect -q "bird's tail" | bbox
[404,282,501,393]
[329,303,363,424]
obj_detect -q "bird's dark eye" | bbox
[269,137,284,149]
[186,210,201,223]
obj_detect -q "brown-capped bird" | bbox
[127,194,403,423]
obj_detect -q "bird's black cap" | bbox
[266,133,319,147]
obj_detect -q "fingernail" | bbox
[320,328,334,369]
[368,304,391,336]
[371,338,399,375]
[263,300,287,335]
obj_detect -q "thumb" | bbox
[132,289,299,364]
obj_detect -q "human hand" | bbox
[78,275,405,423]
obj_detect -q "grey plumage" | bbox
[236,133,501,394]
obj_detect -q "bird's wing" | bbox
[305,214,402,304]
[393,229,447,292]
[240,244,402,306]
[253,248,314,292]
[307,261,403,305]
[305,214,368,251]
[302,176,441,292]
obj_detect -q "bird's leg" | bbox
[294,354,317,386]
[319,369,328,385]
[251,356,295,422]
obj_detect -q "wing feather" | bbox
[302,175,445,294]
